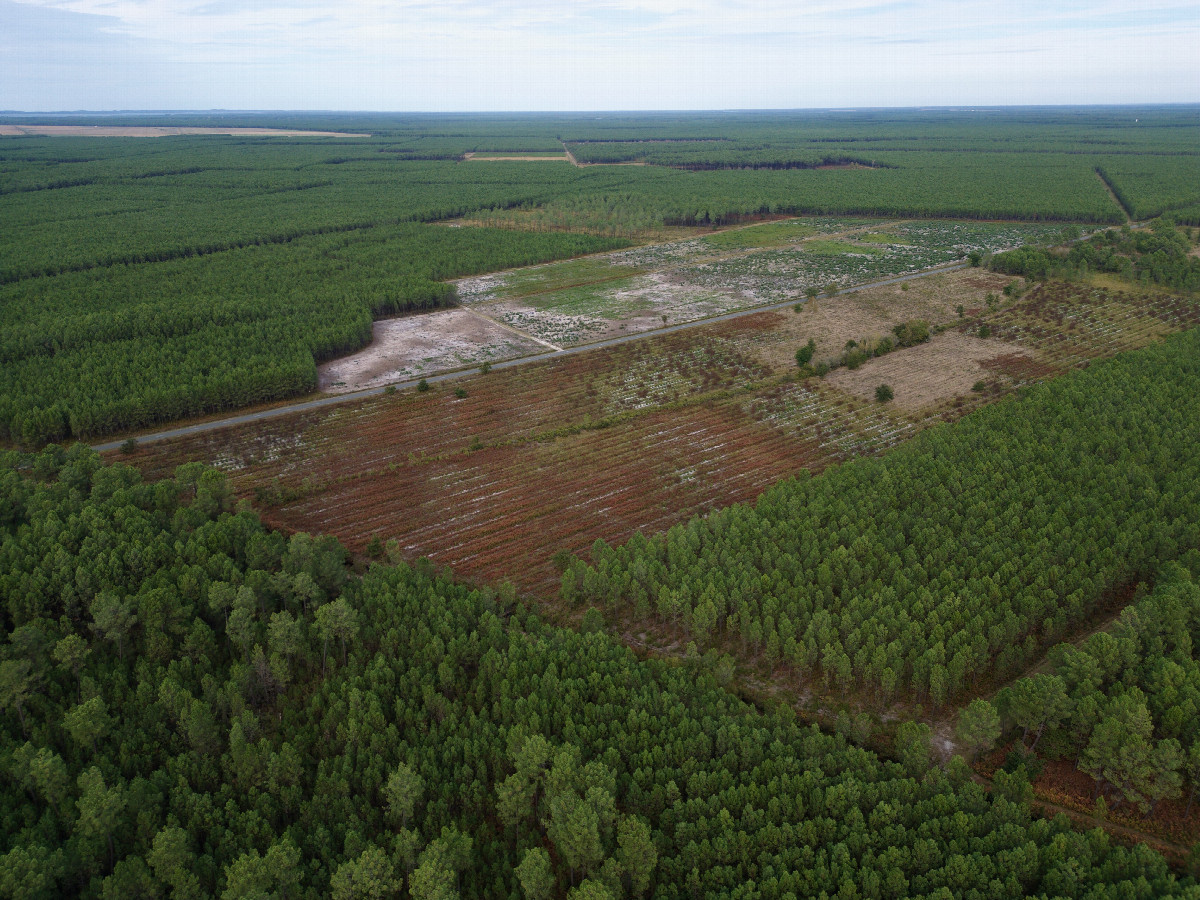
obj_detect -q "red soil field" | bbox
[120,280,1200,596]
[124,329,816,593]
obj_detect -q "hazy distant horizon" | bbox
[2,104,1198,117]
[3,0,1198,112]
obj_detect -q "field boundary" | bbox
[1094,167,1134,223]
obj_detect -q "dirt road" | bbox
[91,262,966,453]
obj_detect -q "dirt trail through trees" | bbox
[1094,168,1134,223]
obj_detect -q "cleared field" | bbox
[330,216,1030,379]
[825,331,1024,408]
[738,269,1009,369]
[119,271,1198,594]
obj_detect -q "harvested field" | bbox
[120,280,1200,596]
[0,124,368,137]
[317,309,549,393]
[976,280,1200,368]
[825,332,1026,409]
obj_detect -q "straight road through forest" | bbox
[92,261,968,453]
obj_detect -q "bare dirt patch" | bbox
[317,309,546,393]
[824,331,1030,410]
[744,269,1011,374]
[0,125,368,137]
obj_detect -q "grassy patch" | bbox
[521,275,647,316]
[857,231,913,245]
[497,256,644,299]
[700,219,819,250]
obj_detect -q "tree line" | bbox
[2,446,1197,897]
[0,224,626,445]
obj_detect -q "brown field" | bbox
[0,125,368,137]
[742,270,1010,371]
[120,279,1200,595]
[825,331,1026,409]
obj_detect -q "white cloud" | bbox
[3,0,1198,108]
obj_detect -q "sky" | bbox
[1,0,1198,111]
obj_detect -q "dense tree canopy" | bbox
[991,218,1200,291]
[997,563,1200,816]
[2,448,1196,897]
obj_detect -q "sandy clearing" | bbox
[317,309,547,393]
[562,146,648,168]
[0,125,369,137]
[824,331,1030,410]
[485,271,757,346]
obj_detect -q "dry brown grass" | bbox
[824,332,1028,409]
[743,268,1011,374]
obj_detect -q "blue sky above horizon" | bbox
[2,0,1198,111]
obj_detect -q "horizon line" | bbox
[3,103,1200,117]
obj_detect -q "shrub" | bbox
[875,384,894,403]
[417,378,430,392]
[978,324,992,339]
[795,339,816,367]
[972,380,987,393]
[119,437,139,455]
[479,362,492,374]
[892,320,930,347]
[454,386,467,399]
[552,548,574,572]
[843,349,870,370]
